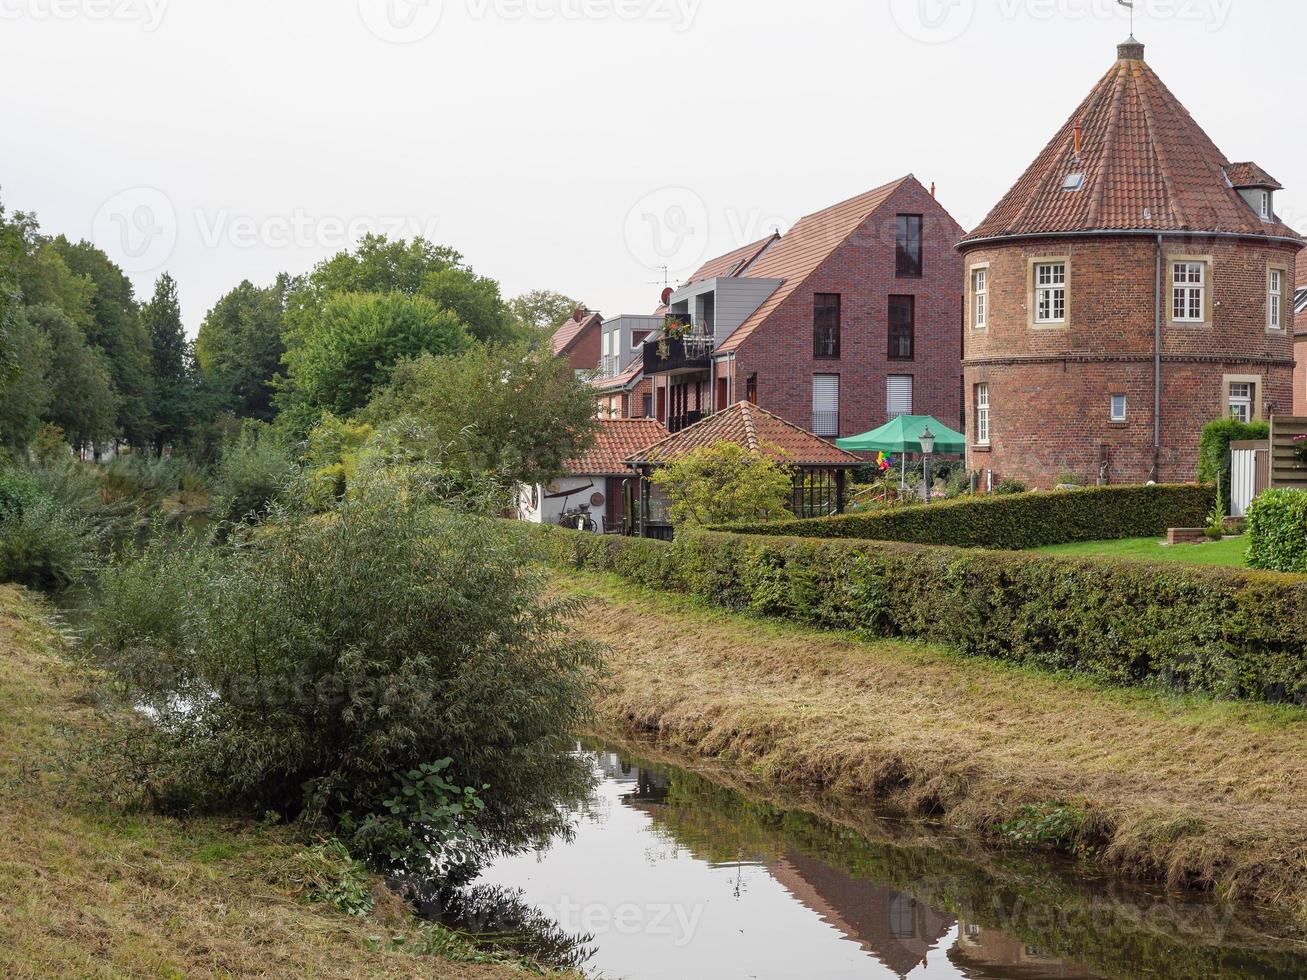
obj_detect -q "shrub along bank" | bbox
[534,525,1307,704]
[722,484,1214,550]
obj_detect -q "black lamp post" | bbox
[919,425,937,503]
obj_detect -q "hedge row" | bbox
[721,484,1216,550]
[533,525,1307,705]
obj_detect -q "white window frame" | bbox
[1110,393,1127,422]
[972,267,988,329]
[812,374,840,438]
[1172,262,1206,322]
[886,375,914,419]
[975,383,990,446]
[1228,382,1253,424]
[1269,268,1284,330]
[1261,191,1271,220]
[1034,262,1066,324]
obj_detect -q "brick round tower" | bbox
[959,38,1302,489]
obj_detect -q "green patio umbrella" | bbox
[836,415,966,489]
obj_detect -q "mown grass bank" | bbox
[560,572,1307,925]
[0,585,562,980]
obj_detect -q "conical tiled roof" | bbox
[961,39,1301,245]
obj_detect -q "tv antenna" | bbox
[648,265,674,289]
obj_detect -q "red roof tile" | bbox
[962,40,1301,245]
[684,235,779,285]
[551,311,603,356]
[1225,162,1282,190]
[716,177,917,353]
[627,402,860,468]
[567,418,668,476]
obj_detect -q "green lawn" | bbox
[1036,535,1250,567]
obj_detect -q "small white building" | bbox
[517,418,668,533]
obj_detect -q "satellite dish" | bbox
[661,287,674,306]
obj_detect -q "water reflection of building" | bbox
[950,921,1100,979]
[594,751,673,803]
[768,851,954,978]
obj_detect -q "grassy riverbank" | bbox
[0,584,557,980]
[561,572,1307,924]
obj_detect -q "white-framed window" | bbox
[1110,393,1127,421]
[812,374,840,437]
[1261,191,1272,220]
[1269,269,1284,330]
[1228,382,1254,423]
[972,268,988,328]
[1172,262,1206,322]
[975,383,990,446]
[1034,262,1066,323]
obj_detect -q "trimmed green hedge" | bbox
[533,525,1307,704]
[1198,417,1269,514]
[1248,489,1307,574]
[720,484,1215,550]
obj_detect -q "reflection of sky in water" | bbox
[473,752,1071,980]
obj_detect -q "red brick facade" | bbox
[962,236,1298,487]
[722,180,963,436]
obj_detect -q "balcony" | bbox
[643,336,712,376]
[667,410,704,434]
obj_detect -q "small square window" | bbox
[1110,394,1127,421]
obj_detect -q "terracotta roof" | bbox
[551,311,602,356]
[961,40,1301,245]
[567,418,668,476]
[684,234,779,284]
[716,177,916,353]
[1226,162,1282,190]
[590,350,646,393]
[627,401,860,468]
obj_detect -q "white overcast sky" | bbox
[1,0,1302,334]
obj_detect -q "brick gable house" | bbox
[639,176,965,439]
[550,309,603,373]
[959,38,1302,489]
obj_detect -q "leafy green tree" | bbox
[365,341,598,487]
[281,292,470,425]
[650,442,794,527]
[28,304,119,451]
[0,199,32,387]
[51,237,152,446]
[289,235,516,344]
[0,309,52,450]
[141,273,194,452]
[195,276,291,422]
[508,289,583,335]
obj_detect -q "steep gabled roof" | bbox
[551,311,603,356]
[685,234,779,284]
[567,418,668,476]
[961,39,1301,245]
[627,401,860,468]
[716,177,914,353]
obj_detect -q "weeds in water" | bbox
[997,802,1088,853]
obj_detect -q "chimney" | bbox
[572,306,585,323]
[1073,123,1083,159]
[1117,37,1145,61]
[930,181,937,198]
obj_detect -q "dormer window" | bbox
[1260,191,1272,220]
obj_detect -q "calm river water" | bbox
[466,745,1307,980]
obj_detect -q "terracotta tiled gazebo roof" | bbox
[626,402,860,468]
[961,39,1301,245]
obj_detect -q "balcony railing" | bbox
[643,335,713,376]
[667,410,704,434]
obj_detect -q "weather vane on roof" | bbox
[1118,0,1135,36]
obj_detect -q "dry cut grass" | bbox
[0,585,543,980]
[563,573,1307,922]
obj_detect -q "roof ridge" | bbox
[795,174,912,222]
[740,401,760,453]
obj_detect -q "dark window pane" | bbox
[813,293,841,359]
[896,215,923,278]
[745,374,758,404]
[889,295,915,360]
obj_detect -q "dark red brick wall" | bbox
[962,235,1298,488]
[1295,331,1307,416]
[728,180,965,437]
[565,321,601,372]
